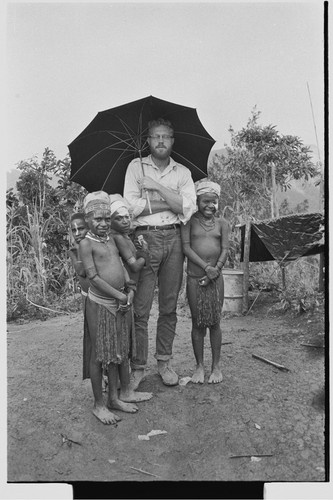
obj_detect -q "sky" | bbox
[5,0,325,175]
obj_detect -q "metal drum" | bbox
[222,269,244,313]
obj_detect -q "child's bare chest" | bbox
[191,218,221,241]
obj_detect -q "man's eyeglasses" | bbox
[149,135,174,141]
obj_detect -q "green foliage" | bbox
[209,107,320,269]
[7,148,87,320]
[249,256,321,315]
[209,107,319,223]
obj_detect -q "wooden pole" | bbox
[270,162,278,218]
[242,220,251,313]
[307,82,324,292]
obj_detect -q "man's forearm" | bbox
[155,185,183,214]
[140,199,169,216]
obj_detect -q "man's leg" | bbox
[130,231,160,389]
[155,230,184,385]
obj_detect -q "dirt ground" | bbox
[7,291,326,489]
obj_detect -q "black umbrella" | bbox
[68,95,215,194]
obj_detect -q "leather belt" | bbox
[135,224,180,231]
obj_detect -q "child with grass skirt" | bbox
[181,179,229,384]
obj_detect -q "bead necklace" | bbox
[197,213,216,232]
[86,231,110,243]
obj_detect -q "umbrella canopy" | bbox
[68,95,215,194]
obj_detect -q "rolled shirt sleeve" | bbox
[123,155,197,225]
[123,159,147,218]
[177,167,197,224]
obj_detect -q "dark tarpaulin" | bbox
[240,212,324,262]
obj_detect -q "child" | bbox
[181,179,229,384]
[68,213,91,380]
[109,196,150,390]
[109,196,150,282]
[79,191,152,425]
[69,212,89,304]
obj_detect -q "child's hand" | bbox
[134,235,148,252]
[127,290,134,306]
[119,293,128,305]
[136,248,150,267]
[118,291,133,313]
[205,265,220,281]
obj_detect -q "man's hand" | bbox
[138,176,161,192]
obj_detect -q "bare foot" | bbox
[108,399,138,413]
[92,405,121,425]
[191,365,205,384]
[208,367,223,384]
[120,390,153,402]
[129,369,145,391]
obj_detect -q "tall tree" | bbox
[210,108,319,221]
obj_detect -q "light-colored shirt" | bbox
[123,155,196,226]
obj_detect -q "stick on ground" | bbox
[252,354,290,372]
[129,466,160,478]
[230,454,273,459]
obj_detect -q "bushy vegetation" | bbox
[248,256,323,314]
[7,148,87,321]
[208,108,323,314]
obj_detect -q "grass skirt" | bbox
[95,304,130,370]
[197,278,223,327]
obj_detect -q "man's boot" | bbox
[157,360,178,386]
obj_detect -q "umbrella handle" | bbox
[139,153,152,214]
[146,191,152,214]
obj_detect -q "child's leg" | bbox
[106,361,138,413]
[85,298,121,425]
[118,358,153,402]
[208,274,224,383]
[208,323,223,384]
[187,277,206,383]
[191,320,206,383]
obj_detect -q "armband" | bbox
[86,266,98,280]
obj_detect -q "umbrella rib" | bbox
[175,131,215,142]
[74,130,139,150]
[172,149,208,177]
[100,147,135,191]
[70,142,137,179]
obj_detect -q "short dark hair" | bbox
[148,118,174,135]
[70,212,86,223]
